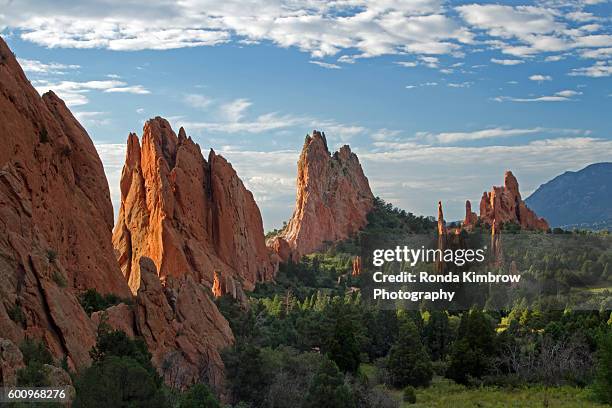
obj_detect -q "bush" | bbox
[73,356,166,408]
[46,249,57,262]
[303,358,355,408]
[402,385,416,404]
[16,339,54,387]
[90,329,158,384]
[39,128,49,143]
[178,383,220,408]
[79,288,123,316]
[8,303,26,325]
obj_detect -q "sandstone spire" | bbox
[0,36,130,370]
[113,118,274,295]
[269,130,374,262]
[479,171,549,231]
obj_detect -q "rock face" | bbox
[463,171,549,231]
[352,256,362,277]
[0,37,131,371]
[0,338,25,386]
[134,257,233,394]
[463,200,478,230]
[270,130,374,262]
[112,118,274,295]
[436,202,448,273]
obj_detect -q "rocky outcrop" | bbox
[436,202,448,273]
[112,118,274,295]
[270,130,374,262]
[91,303,136,339]
[479,171,549,231]
[0,338,25,386]
[134,257,233,393]
[0,36,130,371]
[463,200,479,230]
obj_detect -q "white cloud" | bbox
[104,85,150,94]
[395,61,418,68]
[419,126,587,144]
[580,47,612,59]
[491,58,524,65]
[220,98,252,122]
[457,4,612,57]
[494,89,582,102]
[17,58,80,74]
[529,74,553,81]
[1,0,475,62]
[447,81,473,88]
[33,79,150,106]
[309,60,341,69]
[184,94,213,110]
[569,60,612,77]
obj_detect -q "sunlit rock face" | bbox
[270,130,374,262]
[112,117,274,295]
[0,36,132,371]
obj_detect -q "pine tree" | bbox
[386,319,433,388]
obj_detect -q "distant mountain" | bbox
[525,163,612,230]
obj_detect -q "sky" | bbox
[1,0,611,230]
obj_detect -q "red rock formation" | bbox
[112,118,274,294]
[0,338,25,386]
[0,37,130,370]
[134,258,233,393]
[352,256,362,277]
[436,201,448,273]
[270,130,374,262]
[479,171,549,231]
[91,303,136,339]
[463,200,478,230]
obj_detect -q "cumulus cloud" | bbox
[0,0,474,61]
[569,60,612,77]
[457,3,612,57]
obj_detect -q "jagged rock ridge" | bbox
[0,36,131,371]
[463,171,549,231]
[269,130,374,262]
[112,118,274,295]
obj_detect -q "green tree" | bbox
[178,384,220,408]
[593,327,612,404]
[423,311,452,361]
[446,309,496,385]
[222,343,268,406]
[386,319,433,388]
[73,356,166,408]
[303,358,355,408]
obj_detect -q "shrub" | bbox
[16,339,54,387]
[79,288,123,315]
[39,128,49,143]
[73,356,166,408]
[178,383,220,408]
[303,358,355,408]
[8,303,26,325]
[403,385,416,404]
[46,249,57,263]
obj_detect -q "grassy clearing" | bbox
[361,364,607,408]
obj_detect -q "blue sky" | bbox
[1,0,611,229]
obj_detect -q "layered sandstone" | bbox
[0,37,131,370]
[134,257,233,393]
[462,171,549,231]
[270,131,374,262]
[112,118,273,295]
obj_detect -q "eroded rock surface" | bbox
[0,36,130,371]
[270,131,374,262]
[112,118,274,295]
